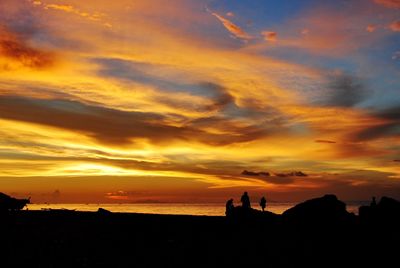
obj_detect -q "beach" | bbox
[26,201,367,216]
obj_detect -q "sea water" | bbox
[27,201,367,216]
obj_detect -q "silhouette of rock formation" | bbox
[282,194,353,225]
[97,208,112,215]
[359,196,400,226]
[0,192,30,211]
[228,205,280,223]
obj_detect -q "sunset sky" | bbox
[0,0,399,203]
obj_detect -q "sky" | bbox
[0,0,399,203]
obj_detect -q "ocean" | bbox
[27,201,368,216]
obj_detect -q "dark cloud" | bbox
[94,58,235,112]
[393,160,400,162]
[275,171,308,177]
[315,139,336,144]
[201,82,235,112]
[0,26,55,69]
[0,95,268,146]
[241,170,270,176]
[375,106,400,120]
[355,122,399,141]
[0,1,40,36]
[317,73,366,107]
[351,106,400,141]
[240,170,307,185]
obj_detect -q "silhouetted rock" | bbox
[0,192,30,211]
[97,208,112,215]
[282,194,352,225]
[229,205,280,223]
[359,196,400,226]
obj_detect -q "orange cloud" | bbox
[262,31,277,42]
[0,26,55,69]
[389,20,400,31]
[210,12,252,40]
[373,0,400,8]
[366,24,377,32]
[315,140,336,144]
[301,29,309,35]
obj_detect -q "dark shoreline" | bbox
[1,195,399,267]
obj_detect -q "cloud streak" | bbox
[262,31,277,42]
[0,95,271,146]
[34,2,112,28]
[210,12,252,40]
[389,20,400,31]
[374,0,400,9]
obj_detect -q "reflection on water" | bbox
[27,202,365,216]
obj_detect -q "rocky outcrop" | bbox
[227,205,280,223]
[0,192,30,211]
[282,194,353,225]
[359,196,400,226]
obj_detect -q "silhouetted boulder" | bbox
[282,194,352,225]
[228,205,280,224]
[359,196,400,225]
[97,208,112,215]
[378,196,400,211]
[0,192,30,211]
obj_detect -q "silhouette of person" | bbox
[260,196,267,212]
[240,192,251,209]
[225,198,234,216]
[371,196,377,207]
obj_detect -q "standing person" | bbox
[240,192,251,209]
[260,196,267,212]
[225,198,234,216]
[371,196,377,207]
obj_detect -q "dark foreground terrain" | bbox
[0,195,399,268]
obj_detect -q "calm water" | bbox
[27,202,366,216]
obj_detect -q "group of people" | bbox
[225,192,267,216]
